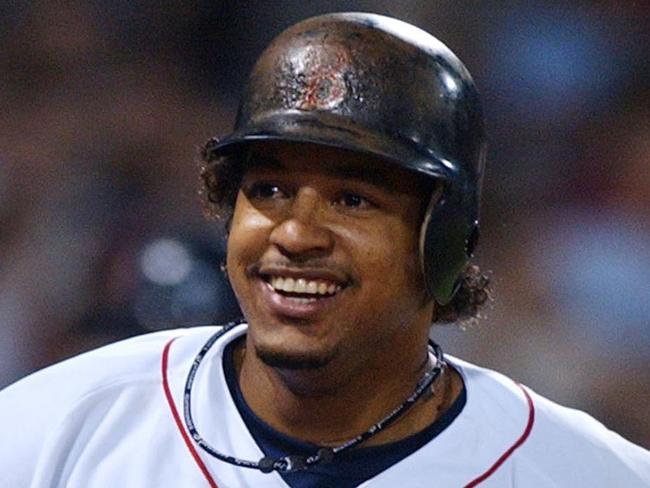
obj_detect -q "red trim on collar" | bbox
[162,337,220,488]
[463,382,536,487]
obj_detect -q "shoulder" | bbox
[0,325,227,486]
[0,326,225,425]
[524,389,650,483]
[0,326,220,403]
[452,357,650,486]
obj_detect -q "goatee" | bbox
[255,346,334,370]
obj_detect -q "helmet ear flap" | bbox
[420,182,477,306]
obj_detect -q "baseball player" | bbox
[1,12,649,488]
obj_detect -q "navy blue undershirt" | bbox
[223,337,466,487]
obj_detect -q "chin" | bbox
[245,309,340,365]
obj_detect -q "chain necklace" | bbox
[183,321,447,474]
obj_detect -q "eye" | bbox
[336,192,373,210]
[246,182,286,200]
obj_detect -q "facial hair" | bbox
[254,344,337,370]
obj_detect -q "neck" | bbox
[236,327,456,446]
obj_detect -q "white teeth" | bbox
[268,276,343,296]
[282,277,294,292]
[306,280,318,294]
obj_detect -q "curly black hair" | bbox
[200,138,492,325]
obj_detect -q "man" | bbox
[1,12,649,488]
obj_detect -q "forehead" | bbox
[244,140,430,192]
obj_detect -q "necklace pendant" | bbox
[279,455,308,472]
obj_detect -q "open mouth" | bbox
[262,275,345,303]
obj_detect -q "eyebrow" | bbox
[329,163,398,191]
[245,153,402,192]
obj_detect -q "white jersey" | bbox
[1,323,649,487]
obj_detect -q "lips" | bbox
[256,268,349,319]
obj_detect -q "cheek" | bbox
[226,197,273,288]
[342,218,423,292]
[338,225,426,333]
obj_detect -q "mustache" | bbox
[245,259,351,279]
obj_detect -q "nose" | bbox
[269,187,334,258]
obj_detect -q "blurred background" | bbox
[1,1,648,447]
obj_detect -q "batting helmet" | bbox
[209,12,486,306]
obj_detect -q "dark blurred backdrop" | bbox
[1,1,649,447]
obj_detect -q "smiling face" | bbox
[226,141,435,378]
